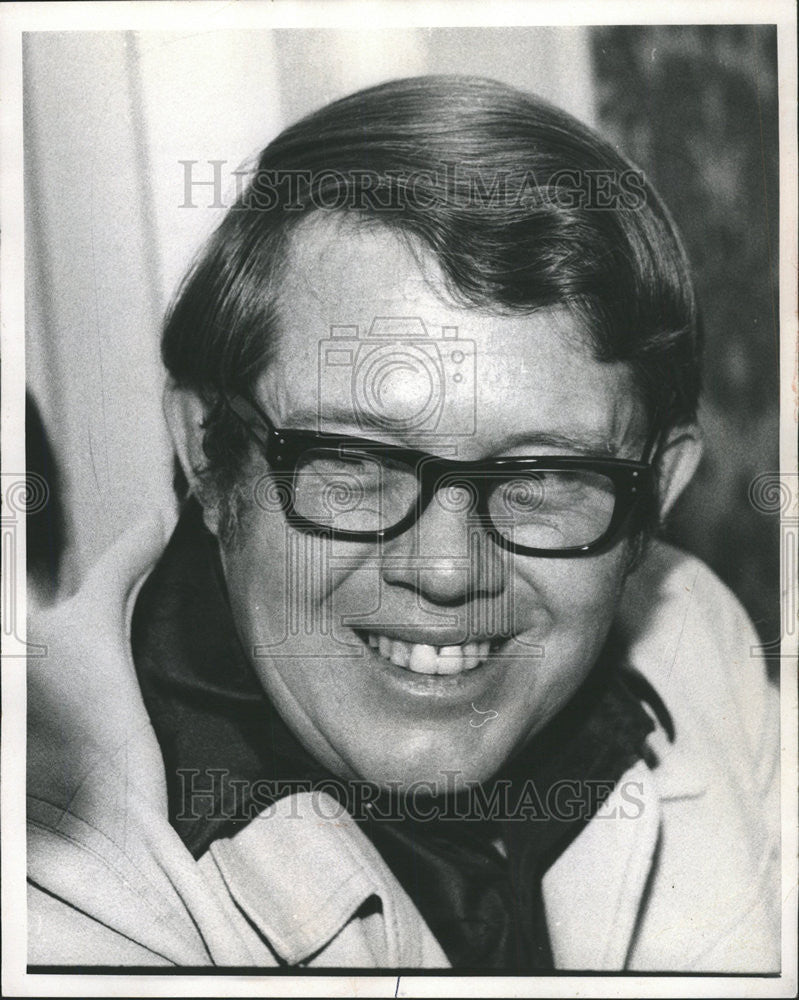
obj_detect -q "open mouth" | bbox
[355,629,499,676]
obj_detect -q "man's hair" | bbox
[162,75,701,536]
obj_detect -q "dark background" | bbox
[593,25,780,664]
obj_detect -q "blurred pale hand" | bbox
[27,513,175,812]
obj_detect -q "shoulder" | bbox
[616,542,781,971]
[618,539,778,778]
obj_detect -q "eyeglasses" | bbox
[225,394,657,557]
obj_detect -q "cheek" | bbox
[219,508,371,688]
[218,512,346,757]
[509,548,630,707]
[518,544,629,633]
[220,508,315,650]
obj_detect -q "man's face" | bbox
[215,216,647,790]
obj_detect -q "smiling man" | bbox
[27,76,780,972]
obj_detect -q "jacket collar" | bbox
[543,758,661,969]
[192,537,714,970]
[198,790,448,966]
[541,541,722,969]
[197,759,669,970]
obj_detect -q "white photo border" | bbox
[2,2,796,997]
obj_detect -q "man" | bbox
[27,76,779,971]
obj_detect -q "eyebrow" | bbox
[490,430,620,456]
[284,405,624,456]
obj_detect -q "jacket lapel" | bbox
[542,759,661,970]
[200,790,449,967]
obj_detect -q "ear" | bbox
[655,422,703,519]
[162,381,222,536]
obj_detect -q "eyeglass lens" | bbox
[291,447,617,549]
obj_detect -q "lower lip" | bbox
[355,633,506,706]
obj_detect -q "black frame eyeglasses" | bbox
[225,394,658,557]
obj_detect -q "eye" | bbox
[487,469,617,549]
[315,452,375,472]
[291,447,419,531]
[297,449,383,487]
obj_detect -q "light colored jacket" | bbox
[27,541,780,970]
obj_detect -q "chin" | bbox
[341,731,520,794]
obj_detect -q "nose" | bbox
[380,483,507,605]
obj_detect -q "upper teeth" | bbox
[366,632,491,675]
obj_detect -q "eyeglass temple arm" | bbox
[223,393,276,451]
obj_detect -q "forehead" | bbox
[263,215,645,455]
